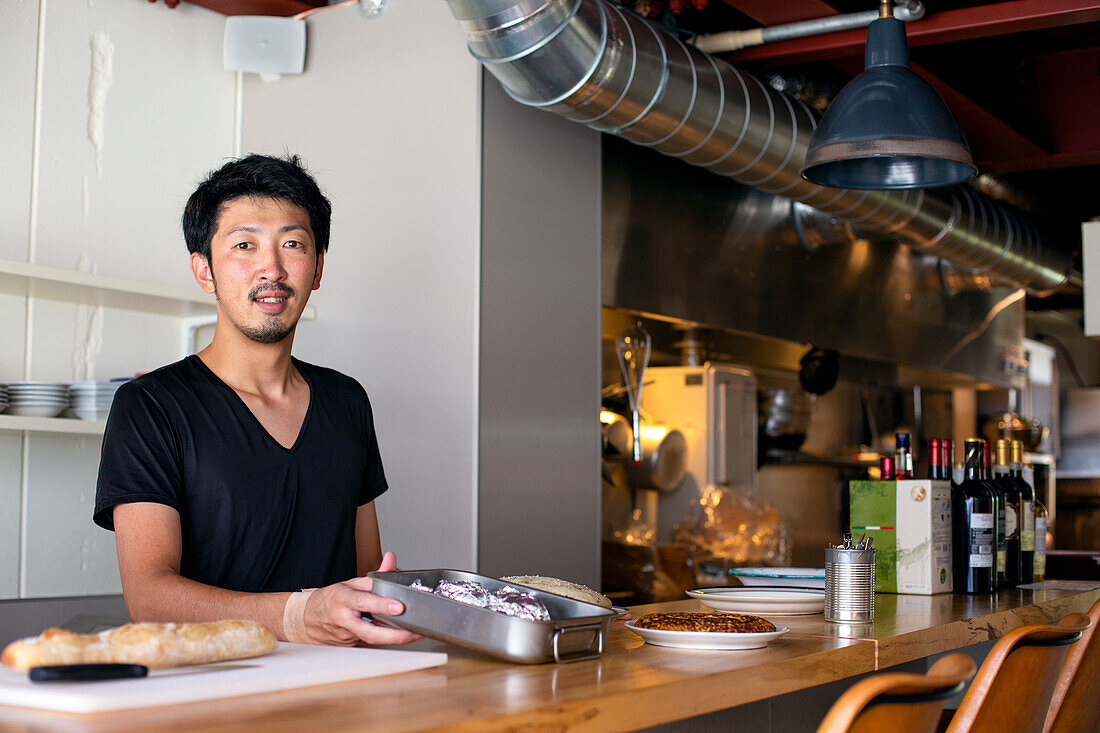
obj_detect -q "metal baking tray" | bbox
[367,569,616,664]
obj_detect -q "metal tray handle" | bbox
[551,623,605,664]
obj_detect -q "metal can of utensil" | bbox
[824,547,875,623]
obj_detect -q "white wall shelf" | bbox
[0,258,315,320]
[0,414,106,435]
[0,258,215,316]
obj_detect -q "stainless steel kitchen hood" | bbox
[445,0,1072,295]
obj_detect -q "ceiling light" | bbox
[801,0,977,190]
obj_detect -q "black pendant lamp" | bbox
[801,0,977,190]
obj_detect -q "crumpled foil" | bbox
[409,579,551,621]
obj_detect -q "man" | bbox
[93,154,418,646]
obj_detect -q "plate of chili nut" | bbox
[625,612,790,650]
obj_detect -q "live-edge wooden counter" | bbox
[1,581,1096,733]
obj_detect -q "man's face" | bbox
[190,196,324,344]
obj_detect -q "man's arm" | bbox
[355,501,383,577]
[114,502,419,646]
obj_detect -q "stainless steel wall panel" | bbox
[479,69,602,586]
[601,138,1024,385]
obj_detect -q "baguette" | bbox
[1,620,278,672]
[501,575,613,608]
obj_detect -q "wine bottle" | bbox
[982,439,1007,588]
[895,432,913,479]
[1034,496,1048,581]
[992,439,1023,586]
[1009,439,1036,582]
[953,439,995,594]
[880,455,895,480]
[929,438,944,480]
[950,436,964,486]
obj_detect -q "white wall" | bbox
[241,3,482,570]
[2,0,483,597]
[2,0,235,598]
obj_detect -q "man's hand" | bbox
[300,551,422,646]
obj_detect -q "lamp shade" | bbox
[801,17,976,190]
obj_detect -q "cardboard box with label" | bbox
[849,479,953,594]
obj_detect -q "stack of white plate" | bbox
[69,381,124,421]
[3,381,70,418]
[0,385,8,414]
[731,567,827,589]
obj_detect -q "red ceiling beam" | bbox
[1034,46,1100,155]
[719,0,841,26]
[982,150,1100,174]
[725,0,1100,64]
[181,0,322,16]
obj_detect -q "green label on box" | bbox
[849,480,898,593]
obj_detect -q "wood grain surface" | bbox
[1,582,1096,733]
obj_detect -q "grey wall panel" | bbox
[0,595,127,647]
[479,71,602,586]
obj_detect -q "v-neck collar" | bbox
[189,355,314,454]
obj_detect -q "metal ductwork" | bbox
[446,0,1072,294]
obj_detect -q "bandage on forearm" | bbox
[282,589,316,644]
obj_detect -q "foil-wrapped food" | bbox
[409,579,551,621]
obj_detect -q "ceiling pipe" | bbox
[692,0,924,55]
[445,0,1072,295]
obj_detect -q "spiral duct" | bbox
[446,0,1071,294]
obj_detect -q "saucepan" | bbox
[622,422,688,492]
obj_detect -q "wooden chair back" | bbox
[1044,597,1100,733]
[945,613,1092,733]
[816,653,976,733]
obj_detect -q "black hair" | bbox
[182,154,332,261]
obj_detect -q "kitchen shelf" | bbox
[0,258,215,316]
[0,414,105,435]
[0,258,314,319]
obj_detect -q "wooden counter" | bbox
[2,581,1096,733]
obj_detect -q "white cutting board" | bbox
[0,642,447,713]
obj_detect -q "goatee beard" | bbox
[238,320,294,344]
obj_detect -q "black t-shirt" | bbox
[93,355,388,593]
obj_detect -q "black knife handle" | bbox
[29,664,148,682]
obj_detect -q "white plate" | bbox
[687,587,825,615]
[625,620,790,650]
[5,403,67,417]
[8,398,69,404]
[6,389,69,396]
[732,567,826,588]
